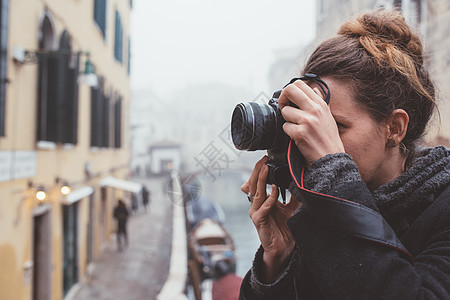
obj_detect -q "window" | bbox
[114,96,122,148]
[411,0,422,24]
[37,30,79,144]
[90,78,110,148]
[127,37,131,75]
[94,0,107,39]
[114,11,123,63]
[37,15,55,142]
[0,0,9,137]
[91,87,122,149]
[318,0,328,21]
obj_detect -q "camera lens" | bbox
[231,102,278,151]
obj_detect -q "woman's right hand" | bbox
[241,156,301,282]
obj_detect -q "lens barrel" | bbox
[231,102,278,151]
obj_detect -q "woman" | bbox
[239,10,450,299]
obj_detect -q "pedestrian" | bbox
[113,199,129,251]
[131,193,138,214]
[239,10,450,299]
[142,186,151,213]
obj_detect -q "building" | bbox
[0,1,135,299]
[149,139,182,175]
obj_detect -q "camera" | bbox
[231,89,291,190]
[230,74,331,196]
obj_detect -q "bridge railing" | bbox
[156,171,189,300]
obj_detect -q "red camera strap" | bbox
[287,140,413,261]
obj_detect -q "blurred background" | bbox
[0,0,449,299]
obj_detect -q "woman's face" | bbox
[318,77,392,190]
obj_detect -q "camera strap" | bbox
[286,140,413,261]
[284,73,331,105]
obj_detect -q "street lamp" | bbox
[60,182,72,196]
[35,186,47,203]
[77,53,98,87]
[13,46,98,87]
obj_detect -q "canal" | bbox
[199,171,261,277]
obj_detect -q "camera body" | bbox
[231,74,330,192]
[231,90,292,189]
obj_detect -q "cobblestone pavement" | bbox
[72,176,173,300]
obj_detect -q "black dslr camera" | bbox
[230,74,330,202]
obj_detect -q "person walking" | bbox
[113,199,129,251]
[142,186,151,213]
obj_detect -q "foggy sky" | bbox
[130,0,316,96]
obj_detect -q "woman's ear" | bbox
[388,109,409,145]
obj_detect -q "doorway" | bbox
[86,193,95,265]
[62,202,79,296]
[32,206,52,300]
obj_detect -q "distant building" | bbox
[129,88,161,177]
[149,139,182,174]
[0,1,135,299]
[268,44,313,92]
[130,82,256,178]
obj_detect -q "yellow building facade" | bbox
[0,0,135,299]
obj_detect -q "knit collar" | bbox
[373,146,450,219]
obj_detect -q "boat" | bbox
[188,218,236,281]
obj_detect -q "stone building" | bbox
[0,1,135,299]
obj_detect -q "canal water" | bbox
[199,171,261,277]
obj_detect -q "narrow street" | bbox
[71,176,173,300]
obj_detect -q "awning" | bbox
[63,186,95,205]
[99,176,143,193]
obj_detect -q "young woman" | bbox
[239,10,450,299]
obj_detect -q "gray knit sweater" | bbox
[248,145,450,296]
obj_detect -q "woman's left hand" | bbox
[278,79,345,167]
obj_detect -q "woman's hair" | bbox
[303,9,436,159]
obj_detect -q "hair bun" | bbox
[338,10,423,65]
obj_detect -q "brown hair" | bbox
[303,9,436,159]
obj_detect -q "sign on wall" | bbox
[0,151,36,182]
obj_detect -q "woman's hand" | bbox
[278,79,345,167]
[241,156,300,282]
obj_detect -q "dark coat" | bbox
[113,204,129,228]
[239,148,450,300]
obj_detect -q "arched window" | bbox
[37,13,55,142]
[58,31,79,144]
[37,28,79,144]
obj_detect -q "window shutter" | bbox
[114,98,121,148]
[102,95,110,147]
[90,78,103,147]
[44,53,63,142]
[94,0,107,39]
[37,54,60,141]
[0,0,9,137]
[90,87,98,147]
[114,11,119,61]
[127,38,131,75]
[62,53,79,144]
[114,11,123,63]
